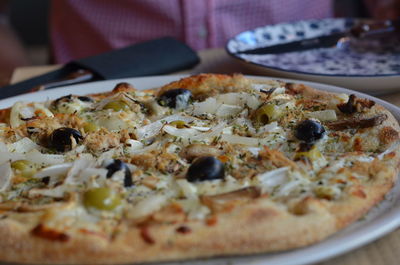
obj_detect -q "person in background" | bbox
[50,0,333,63]
[0,1,28,85]
[0,0,399,86]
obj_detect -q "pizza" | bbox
[0,74,398,264]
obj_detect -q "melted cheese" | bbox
[1,76,395,229]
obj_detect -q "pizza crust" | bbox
[0,74,398,264]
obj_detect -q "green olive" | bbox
[103,101,130,112]
[83,187,122,211]
[11,160,37,178]
[254,103,281,126]
[168,120,186,128]
[83,122,99,133]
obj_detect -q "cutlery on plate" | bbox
[237,19,400,55]
[0,37,199,100]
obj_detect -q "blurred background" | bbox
[7,0,370,66]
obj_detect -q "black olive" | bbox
[54,94,73,105]
[295,119,325,143]
[54,95,93,105]
[77,96,94,102]
[105,159,133,187]
[42,176,50,185]
[298,142,314,152]
[186,156,225,182]
[157,88,192,109]
[49,127,83,152]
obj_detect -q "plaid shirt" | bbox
[51,0,332,63]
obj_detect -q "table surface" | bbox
[10,48,400,265]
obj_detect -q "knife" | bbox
[236,19,400,55]
[0,37,200,100]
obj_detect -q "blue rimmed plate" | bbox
[226,18,400,95]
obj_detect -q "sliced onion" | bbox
[190,126,211,131]
[220,134,260,146]
[234,118,256,135]
[25,150,65,165]
[32,163,72,179]
[79,168,108,183]
[247,147,261,156]
[0,152,25,165]
[19,106,35,119]
[273,87,286,95]
[251,83,273,92]
[216,92,260,110]
[246,95,261,109]
[0,162,12,192]
[8,137,42,153]
[276,178,304,197]
[163,125,200,138]
[33,103,54,117]
[191,97,219,115]
[97,114,129,131]
[195,176,249,196]
[306,109,337,121]
[95,148,117,166]
[136,114,195,140]
[257,121,279,135]
[10,102,53,128]
[28,185,67,198]
[215,104,242,117]
[0,142,7,152]
[126,139,144,149]
[256,167,289,193]
[129,140,162,155]
[10,102,25,128]
[126,194,170,220]
[64,158,94,185]
[191,123,226,141]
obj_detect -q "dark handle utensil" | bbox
[31,69,95,92]
[0,37,200,100]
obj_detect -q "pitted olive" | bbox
[103,100,130,112]
[49,127,83,152]
[254,103,281,126]
[157,88,192,109]
[83,187,122,211]
[11,160,37,178]
[186,156,225,182]
[295,119,325,143]
[77,96,93,102]
[105,159,133,187]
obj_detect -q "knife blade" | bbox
[237,19,400,55]
[237,32,346,55]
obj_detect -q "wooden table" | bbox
[10,48,400,265]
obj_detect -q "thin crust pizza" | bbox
[0,74,398,264]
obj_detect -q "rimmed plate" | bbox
[226,18,400,95]
[1,75,400,265]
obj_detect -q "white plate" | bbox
[1,75,400,265]
[226,18,400,95]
